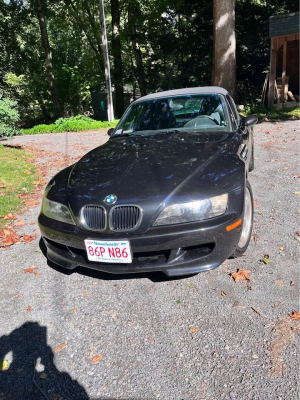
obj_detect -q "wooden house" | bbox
[268,12,299,107]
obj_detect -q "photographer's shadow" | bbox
[0,322,88,400]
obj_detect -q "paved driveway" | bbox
[0,121,299,400]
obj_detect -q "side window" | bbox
[226,97,237,130]
[227,95,240,127]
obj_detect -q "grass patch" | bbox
[243,106,300,122]
[22,115,119,135]
[0,145,37,227]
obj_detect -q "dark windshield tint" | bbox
[114,94,228,136]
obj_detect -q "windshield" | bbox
[113,94,229,136]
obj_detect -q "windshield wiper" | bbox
[111,133,142,139]
[158,129,188,135]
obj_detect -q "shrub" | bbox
[22,115,118,135]
[0,98,21,137]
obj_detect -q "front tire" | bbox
[231,180,253,258]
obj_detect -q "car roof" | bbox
[134,86,230,103]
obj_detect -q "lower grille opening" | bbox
[183,243,215,258]
[133,249,171,263]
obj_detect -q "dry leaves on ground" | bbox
[3,213,17,220]
[24,200,40,206]
[189,327,199,333]
[24,266,38,273]
[289,310,300,320]
[14,220,26,226]
[54,343,68,353]
[0,228,20,247]
[231,268,251,283]
[22,233,37,242]
[261,254,270,264]
[91,355,103,364]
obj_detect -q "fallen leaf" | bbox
[0,228,20,247]
[275,280,285,287]
[14,220,26,226]
[70,308,80,313]
[289,311,300,320]
[23,169,32,174]
[32,181,40,185]
[176,299,181,304]
[54,343,68,353]
[27,305,31,312]
[24,200,40,206]
[290,281,295,286]
[279,247,285,251]
[18,193,28,199]
[92,282,98,285]
[15,295,22,299]
[109,309,117,320]
[189,327,199,333]
[0,183,6,188]
[40,373,47,379]
[91,355,103,363]
[293,174,300,178]
[3,213,17,220]
[186,283,194,288]
[83,291,90,296]
[0,361,9,371]
[293,191,300,194]
[296,231,300,236]
[22,234,36,242]
[221,290,227,297]
[261,254,270,264]
[24,266,38,274]
[231,268,251,283]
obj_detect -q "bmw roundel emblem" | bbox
[104,194,117,205]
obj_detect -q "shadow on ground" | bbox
[0,322,88,400]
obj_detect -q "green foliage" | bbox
[0,145,37,227]
[22,115,118,135]
[0,0,298,124]
[243,106,300,122]
[0,98,21,137]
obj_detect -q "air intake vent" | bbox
[81,206,106,230]
[110,206,141,231]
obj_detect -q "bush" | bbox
[22,115,119,135]
[0,98,21,137]
[243,106,300,122]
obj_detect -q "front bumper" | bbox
[38,210,243,277]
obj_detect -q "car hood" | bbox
[64,131,244,232]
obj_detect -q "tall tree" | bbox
[128,1,147,96]
[35,0,61,117]
[111,0,124,117]
[212,0,236,100]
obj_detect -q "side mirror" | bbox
[107,128,114,137]
[244,115,258,127]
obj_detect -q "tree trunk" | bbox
[111,0,124,118]
[128,3,147,97]
[35,0,61,118]
[37,96,51,121]
[212,0,236,100]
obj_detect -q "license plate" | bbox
[84,239,132,263]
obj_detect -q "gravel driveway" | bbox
[0,121,299,400]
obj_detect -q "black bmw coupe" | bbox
[39,87,258,277]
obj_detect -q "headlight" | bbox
[153,194,228,226]
[42,198,75,225]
